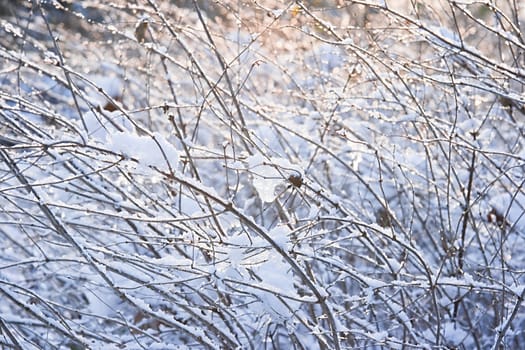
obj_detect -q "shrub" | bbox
[0,1,524,348]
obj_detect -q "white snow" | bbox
[108,132,179,170]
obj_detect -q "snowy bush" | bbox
[0,0,524,349]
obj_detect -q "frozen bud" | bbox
[134,18,149,43]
